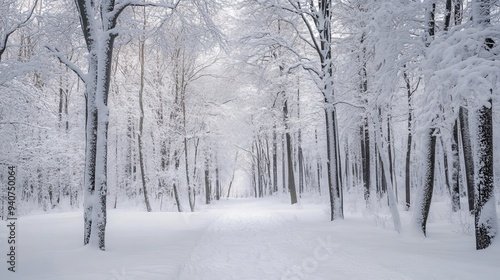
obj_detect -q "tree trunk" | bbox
[215,157,221,200]
[255,140,263,197]
[204,155,211,204]
[315,129,321,194]
[413,0,436,237]
[403,69,413,210]
[459,107,475,213]
[272,125,278,193]
[82,48,98,249]
[373,116,401,233]
[297,87,304,194]
[172,150,183,212]
[475,95,497,249]
[77,0,118,250]
[325,106,342,220]
[226,151,238,198]
[450,121,460,212]
[454,0,462,26]
[439,138,451,198]
[414,130,437,236]
[284,99,297,204]
[387,115,396,201]
[361,122,370,202]
[138,23,152,212]
[282,134,286,193]
[474,0,497,249]
[183,98,195,211]
[334,110,343,214]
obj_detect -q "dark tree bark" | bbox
[444,0,452,31]
[255,140,263,197]
[204,155,211,204]
[403,69,413,210]
[361,122,370,202]
[450,121,460,212]
[418,130,437,236]
[439,138,451,198]
[215,157,221,200]
[454,0,463,26]
[475,93,497,249]
[284,99,298,204]
[358,28,370,204]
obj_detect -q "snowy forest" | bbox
[1,0,500,279]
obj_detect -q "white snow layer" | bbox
[1,198,499,280]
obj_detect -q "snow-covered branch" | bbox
[45,46,87,82]
[109,0,180,24]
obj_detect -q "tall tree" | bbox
[283,97,298,204]
[51,0,177,250]
[412,0,437,236]
[250,0,343,219]
[473,0,498,250]
[137,7,153,212]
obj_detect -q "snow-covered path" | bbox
[176,200,413,280]
[1,198,499,280]
[178,203,302,279]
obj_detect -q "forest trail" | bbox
[176,199,412,280]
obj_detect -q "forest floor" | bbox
[0,197,499,280]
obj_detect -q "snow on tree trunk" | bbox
[284,99,298,205]
[412,130,437,236]
[83,67,98,246]
[205,155,211,204]
[361,122,370,202]
[473,0,498,250]
[325,106,342,220]
[412,0,436,237]
[403,69,413,210]
[459,108,475,213]
[475,95,498,249]
[319,0,343,220]
[372,115,401,233]
[74,0,176,250]
[138,28,152,213]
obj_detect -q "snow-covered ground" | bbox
[1,198,499,280]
